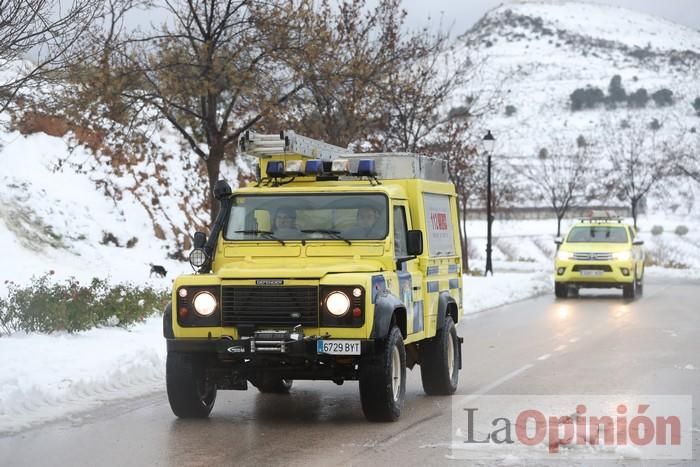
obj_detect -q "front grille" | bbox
[221,286,319,327]
[572,264,612,272]
[572,252,613,261]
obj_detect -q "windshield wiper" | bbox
[234,230,285,245]
[301,229,352,245]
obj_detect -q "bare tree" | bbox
[379,32,474,152]
[0,0,98,113]
[275,0,428,149]
[603,115,681,229]
[77,0,321,221]
[678,130,700,184]
[523,137,592,236]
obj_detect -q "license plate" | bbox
[317,340,361,355]
[580,270,604,276]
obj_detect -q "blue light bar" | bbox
[356,159,376,177]
[305,159,323,175]
[266,160,285,177]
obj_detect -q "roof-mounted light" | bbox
[356,159,376,177]
[331,159,349,175]
[285,160,304,176]
[305,159,323,175]
[266,160,285,177]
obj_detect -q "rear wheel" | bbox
[420,316,459,395]
[359,325,406,422]
[250,376,293,394]
[555,283,568,298]
[166,352,216,418]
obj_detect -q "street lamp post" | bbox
[483,130,495,276]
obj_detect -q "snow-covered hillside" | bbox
[455,0,700,214]
[0,110,244,288]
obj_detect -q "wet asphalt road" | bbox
[1,276,699,467]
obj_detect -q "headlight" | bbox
[613,250,632,261]
[189,248,208,268]
[557,250,572,261]
[193,291,217,316]
[325,291,350,317]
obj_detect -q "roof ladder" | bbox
[239,130,348,161]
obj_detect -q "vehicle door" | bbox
[393,202,424,336]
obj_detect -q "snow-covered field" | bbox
[465,216,700,271]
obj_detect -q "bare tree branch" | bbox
[0,0,100,112]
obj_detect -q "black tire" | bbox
[636,269,644,297]
[359,326,406,422]
[250,376,293,394]
[166,352,216,418]
[163,302,174,338]
[555,283,568,298]
[622,281,635,299]
[420,316,459,395]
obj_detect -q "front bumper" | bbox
[554,260,635,286]
[167,335,376,358]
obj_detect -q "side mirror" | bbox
[406,230,423,256]
[554,237,563,245]
[193,231,207,249]
[633,239,644,246]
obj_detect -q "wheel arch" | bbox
[371,293,408,339]
[437,292,459,330]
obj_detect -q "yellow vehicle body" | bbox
[170,179,462,342]
[164,147,464,421]
[553,220,645,299]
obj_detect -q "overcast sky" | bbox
[127,1,700,40]
[399,0,700,36]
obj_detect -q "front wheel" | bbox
[420,316,460,395]
[622,281,635,299]
[555,283,568,298]
[359,325,406,422]
[636,271,644,297]
[166,352,216,418]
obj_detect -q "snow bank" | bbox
[462,271,553,314]
[0,316,165,434]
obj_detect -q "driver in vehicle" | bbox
[272,208,301,238]
[343,206,384,239]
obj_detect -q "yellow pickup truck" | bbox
[163,131,463,422]
[554,217,645,299]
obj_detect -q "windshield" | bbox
[224,194,389,241]
[566,226,629,243]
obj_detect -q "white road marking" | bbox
[554,344,567,351]
[537,353,551,361]
[569,337,580,343]
[457,364,534,406]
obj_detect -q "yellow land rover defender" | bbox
[163,131,463,422]
[554,215,645,299]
